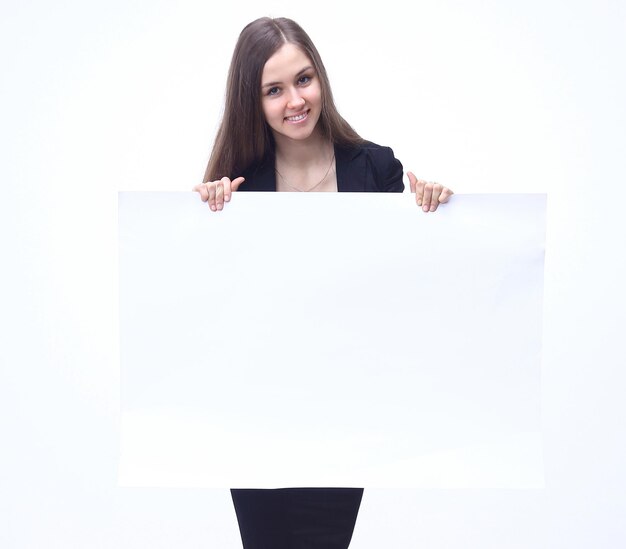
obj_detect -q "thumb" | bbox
[407,171,418,193]
[231,176,245,192]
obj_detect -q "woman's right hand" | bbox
[192,176,245,211]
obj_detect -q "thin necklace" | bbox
[275,153,336,192]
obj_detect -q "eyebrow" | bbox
[261,66,314,89]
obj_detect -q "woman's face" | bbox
[260,43,322,144]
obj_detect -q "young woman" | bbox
[194,16,453,549]
[193,16,453,211]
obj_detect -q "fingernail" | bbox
[423,205,429,212]
[211,205,216,211]
[225,195,230,202]
[417,200,422,206]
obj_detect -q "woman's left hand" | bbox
[407,171,454,212]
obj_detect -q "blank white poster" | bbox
[118,192,545,488]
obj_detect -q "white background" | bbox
[1,0,625,547]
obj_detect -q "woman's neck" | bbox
[274,130,333,168]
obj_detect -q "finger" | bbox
[429,183,443,212]
[439,187,454,204]
[413,177,427,207]
[223,178,233,203]
[192,183,209,202]
[215,178,227,211]
[207,182,217,211]
[230,176,246,193]
[407,171,417,194]
[421,182,433,212]
[223,176,245,203]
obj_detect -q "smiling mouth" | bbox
[284,110,309,123]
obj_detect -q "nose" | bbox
[287,88,306,109]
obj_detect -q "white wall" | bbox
[1,0,625,547]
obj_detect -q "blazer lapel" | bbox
[242,156,276,191]
[335,144,367,192]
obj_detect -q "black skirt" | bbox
[231,487,364,549]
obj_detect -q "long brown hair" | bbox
[203,17,363,183]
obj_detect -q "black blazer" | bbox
[238,141,405,193]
